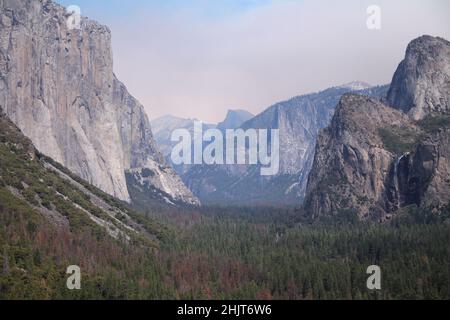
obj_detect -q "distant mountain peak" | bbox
[226,109,253,116]
[218,109,254,130]
[338,81,372,91]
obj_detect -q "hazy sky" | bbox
[58,0,450,123]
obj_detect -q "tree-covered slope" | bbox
[0,112,171,299]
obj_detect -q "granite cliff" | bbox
[304,36,450,220]
[0,0,199,205]
[387,36,450,120]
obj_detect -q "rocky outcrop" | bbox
[387,35,450,120]
[0,0,199,205]
[304,94,418,219]
[304,36,450,219]
[399,128,450,209]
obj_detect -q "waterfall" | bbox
[393,153,409,209]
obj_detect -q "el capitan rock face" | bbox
[0,0,199,205]
[387,35,450,120]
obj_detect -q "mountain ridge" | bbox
[181,84,389,205]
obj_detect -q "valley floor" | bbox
[1,194,449,300]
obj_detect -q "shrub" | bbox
[378,126,423,155]
[418,115,450,133]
